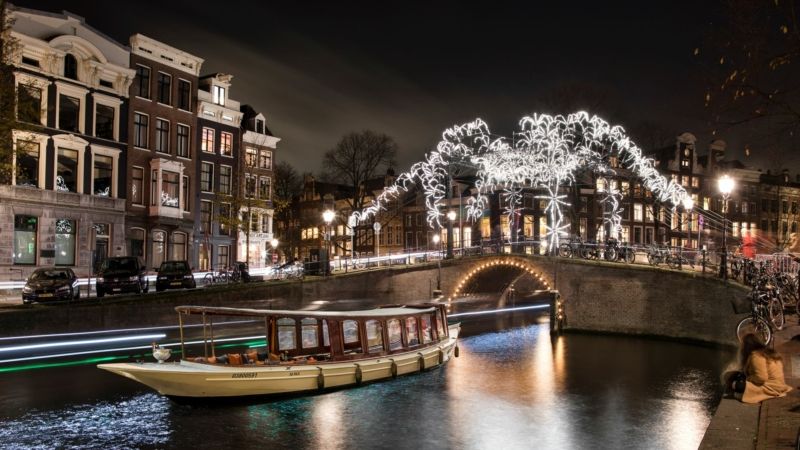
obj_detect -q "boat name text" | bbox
[232,372,257,379]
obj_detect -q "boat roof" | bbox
[175,305,438,319]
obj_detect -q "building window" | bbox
[17,84,41,123]
[261,214,269,234]
[64,54,78,80]
[246,147,257,166]
[259,150,272,169]
[219,165,231,195]
[93,154,113,197]
[176,124,190,157]
[220,132,232,156]
[162,170,179,208]
[134,113,148,148]
[259,177,271,200]
[54,218,76,266]
[14,215,37,265]
[182,175,190,212]
[134,65,150,98]
[256,119,264,134]
[212,85,225,106]
[171,232,186,260]
[152,230,166,269]
[177,79,191,111]
[15,140,39,188]
[200,162,214,192]
[250,212,259,232]
[155,119,170,154]
[633,203,643,222]
[246,175,256,198]
[131,166,144,205]
[201,127,215,153]
[200,200,212,233]
[157,72,171,104]
[95,104,115,140]
[58,95,80,132]
[218,245,229,268]
[130,228,145,261]
[56,148,79,192]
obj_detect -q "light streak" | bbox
[0,320,259,342]
[448,304,550,318]
[0,335,267,365]
[0,334,167,353]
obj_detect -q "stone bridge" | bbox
[0,254,748,346]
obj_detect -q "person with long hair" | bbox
[738,334,792,403]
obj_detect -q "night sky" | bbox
[19,0,776,174]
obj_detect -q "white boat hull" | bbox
[99,324,460,398]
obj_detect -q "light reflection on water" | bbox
[0,319,733,449]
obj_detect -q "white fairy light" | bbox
[351,112,688,254]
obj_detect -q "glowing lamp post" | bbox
[322,209,335,276]
[446,210,456,260]
[681,197,694,270]
[718,175,735,280]
[432,233,442,294]
[270,238,279,265]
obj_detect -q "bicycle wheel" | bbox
[624,250,635,264]
[736,316,772,345]
[203,273,214,286]
[604,247,617,262]
[559,244,572,258]
[767,298,785,330]
[647,252,658,266]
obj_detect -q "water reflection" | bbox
[0,318,733,449]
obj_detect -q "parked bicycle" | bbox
[203,266,230,286]
[646,244,669,266]
[666,250,695,270]
[558,236,584,259]
[736,288,776,345]
[603,238,636,263]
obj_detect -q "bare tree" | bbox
[699,0,800,147]
[0,2,41,184]
[322,130,398,212]
[272,160,302,257]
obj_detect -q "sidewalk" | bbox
[701,318,800,449]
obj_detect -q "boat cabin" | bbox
[175,304,451,364]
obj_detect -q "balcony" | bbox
[0,185,126,212]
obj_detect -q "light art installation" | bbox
[351,112,689,253]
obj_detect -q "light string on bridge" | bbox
[351,112,689,253]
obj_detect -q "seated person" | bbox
[739,334,793,403]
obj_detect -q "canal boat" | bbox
[98,303,460,398]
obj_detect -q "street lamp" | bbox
[270,238,279,265]
[718,174,735,280]
[446,210,456,259]
[432,233,442,294]
[681,197,694,270]
[322,209,334,276]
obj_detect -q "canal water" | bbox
[0,312,734,450]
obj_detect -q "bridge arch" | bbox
[447,256,552,300]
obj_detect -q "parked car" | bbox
[155,260,196,292]
[22,268,80,304]
[96,256,149,298]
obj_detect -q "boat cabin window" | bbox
[365,320,384,353]
[322,320,330,347]
[301,318,319,349]
[436,309,446,338]
[342,320,362,354]
[405,317,419,346]
[387,319,403,350]
[421,314,433,344]
[277,318,297,350]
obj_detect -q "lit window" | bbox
[406,317,419,346]
[56,148,79,192]
[220,132,232,156]
[302,318,319,349]
[212,85,225,106]
[14,215,37,265]
[259,150,272,169]
[366,320,384,353]
[201,127,214,153]
[93,154,113,197]
[387,319,402,350]
[246,147,257,166]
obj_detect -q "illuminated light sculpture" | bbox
[351,112,688,253]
